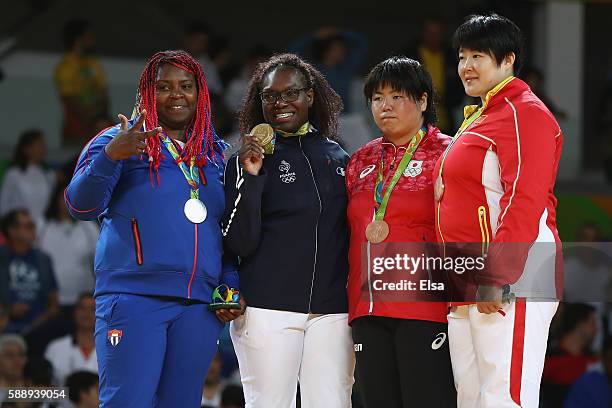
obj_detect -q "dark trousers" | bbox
[352,316,456,408]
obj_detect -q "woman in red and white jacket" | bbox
[434,14,563,408]
[346,57,455,407]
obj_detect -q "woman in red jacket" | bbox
[435,14,562,408]
[346,56,455,407]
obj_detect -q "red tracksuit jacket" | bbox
[346,125,451,324]
[433,77,563,301]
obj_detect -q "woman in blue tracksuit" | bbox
[65,50,241,407]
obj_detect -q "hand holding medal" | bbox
[250,123,276,155]
[239,124,271,176]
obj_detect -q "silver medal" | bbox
[184,198,207,224]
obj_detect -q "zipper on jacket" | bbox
[367,240,374,314]
[299,137,322,313]
[131,218,143,265]
[477,205,491,256]
[187,224,199,299]
[423,234,433,282]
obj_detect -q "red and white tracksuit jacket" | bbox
[346,125,451,324]
[434,77,563,299]
[436,77,563,408]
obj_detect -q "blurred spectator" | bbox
[66,371,99,408]
[0,334,27,387]
[220,385,244,408]
[564,223,611,303]
[225,45,271,114]
[402,18,464,133]
[542,303,601,407]
[54,19,110,146]
[39,183,97,310]
[44,293,96,385]
[522,65,568,120]
[0,209,59,334]
[291,27,368,112]
[564,338,612,408]
[184,20,223,96]
[0,129,55,225]
[201,353,223,408]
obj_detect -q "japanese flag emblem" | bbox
[403,161,423,177]
[108,329,123,346]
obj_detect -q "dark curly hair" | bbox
[238,53,343,139]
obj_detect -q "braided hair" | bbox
[239,53,343,139]
[135,50,221,182]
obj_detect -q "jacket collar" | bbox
[463,76,530,119]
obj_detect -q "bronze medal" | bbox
[365,220,390,244]
[250,123,275,154]
[434,175,445,202]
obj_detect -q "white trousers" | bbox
[448,301,558,408]
[230,307,355,408]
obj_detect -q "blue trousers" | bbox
[95,293,222,407]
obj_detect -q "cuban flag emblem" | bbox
[108,329,123,346]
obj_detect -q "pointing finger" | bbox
[131,109,147,133]
[139,127,162,140]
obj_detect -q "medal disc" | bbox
[250,123,274,148]
[365,220,390,244]
[434,175,445,202]
[184,198,207,224]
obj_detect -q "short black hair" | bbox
[452,13,524,75]
[364,56,438,126]
[66,371,98,403]
[1,208,30,237]
[13,129,44,171]
[62,19,92,49]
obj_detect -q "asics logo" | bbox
[359,165,376,179]
[431,332,447,350]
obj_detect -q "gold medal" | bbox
[250,123,275,154]
[365,220,390,244]
[434,175,445,202]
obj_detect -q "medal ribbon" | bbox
[161,135,200,200]
[436,76,515,179]
[276,121,311,137]
[373,127,426,221]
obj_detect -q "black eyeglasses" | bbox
[260,88,308,104]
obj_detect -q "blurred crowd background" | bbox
[0,0,610,407]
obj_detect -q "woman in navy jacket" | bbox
[222,53,354,407]
[65,50,240,407]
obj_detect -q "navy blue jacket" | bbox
[65,122,238,302]
[222,131,349,313]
